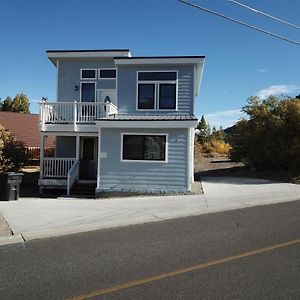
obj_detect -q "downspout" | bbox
[186,127,192,191]
[96,128,102,192]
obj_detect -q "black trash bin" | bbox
[0,172,23,201]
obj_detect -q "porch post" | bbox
[191,128,195,183]
[39,134,45,194]
[186,128,192,191]
[97,128,101,189]
[39,134,45,180]
[74,101,77,131]
[76,135,80,161]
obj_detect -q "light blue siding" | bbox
[57,60,116,102]
[56,136,76,157]
[99,128,188,192]
[117,65,194,115]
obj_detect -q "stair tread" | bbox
[71,182,96,196]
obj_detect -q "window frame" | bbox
[120,133,168,163]
[136,70,178,112]
[80,69,97,80]
[98,68,117,80]
[80,81,96,102]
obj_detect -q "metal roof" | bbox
[97,114,198,121]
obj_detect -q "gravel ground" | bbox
[0,211,11,236]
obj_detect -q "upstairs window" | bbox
[99,69,116,79]
[138,84,155,109]
[137,71,177,110]
[80,69,97,80]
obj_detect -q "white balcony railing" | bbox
[40,101,118,128]
[43,158,76,178]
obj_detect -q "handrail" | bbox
[40,101,117,126]
[43,157,76,178]
[67,160,80,195]
[106,102,118,116]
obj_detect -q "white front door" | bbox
[97,89,116,103]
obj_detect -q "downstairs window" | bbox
[122,134,167,162]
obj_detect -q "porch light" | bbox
[74,85,79,91]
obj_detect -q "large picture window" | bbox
[137,71,177,110]
[122,134,167,162]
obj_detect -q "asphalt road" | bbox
[0,200,300,300]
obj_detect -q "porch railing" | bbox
[67,160,79,195]
[40,101,117,127]
[43,158,76,178]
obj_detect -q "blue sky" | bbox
[1,0,300,128]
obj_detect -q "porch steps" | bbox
[71,181,97,197]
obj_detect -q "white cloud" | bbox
[256,68,269,73]
[203,109,245,129]
[256,85,300,99]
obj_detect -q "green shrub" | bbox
[0,124,27,172]
[229,96,300,170]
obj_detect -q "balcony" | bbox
[40,101,118,131]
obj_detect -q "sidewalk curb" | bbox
[15,198,300,242]
[0,235,24,247]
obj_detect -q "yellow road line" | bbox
[67,238,300,300]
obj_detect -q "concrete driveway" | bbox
[0,176,300,242]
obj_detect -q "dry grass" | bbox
[196,140,231,156]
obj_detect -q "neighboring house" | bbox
[39,49,205,196]
[0,112,55,164]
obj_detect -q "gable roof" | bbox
[0,112,55,148]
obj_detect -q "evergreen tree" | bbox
[197,115,208,144]
[1,96,13,111]
[0,94,30,113]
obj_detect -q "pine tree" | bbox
[197,115,208,144]
[0,94,30,113]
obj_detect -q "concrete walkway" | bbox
[0,176,300,243]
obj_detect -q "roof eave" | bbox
[114,57,205,66]
[46,49,132,66]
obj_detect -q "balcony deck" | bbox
[40,101,117,132]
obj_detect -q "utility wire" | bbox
[178,0,300,47]
[229,0,300,30]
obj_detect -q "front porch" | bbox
[39,135,99,196]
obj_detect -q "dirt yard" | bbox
[194,149,300,184]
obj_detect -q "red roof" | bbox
[0,112,55,148]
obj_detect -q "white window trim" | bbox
[80,68,97,80]
[98,68,117,80]
[136,70,178,112]
[80,82,97,102]
[120,132,168,163]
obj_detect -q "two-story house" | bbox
[39,49,205,196]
